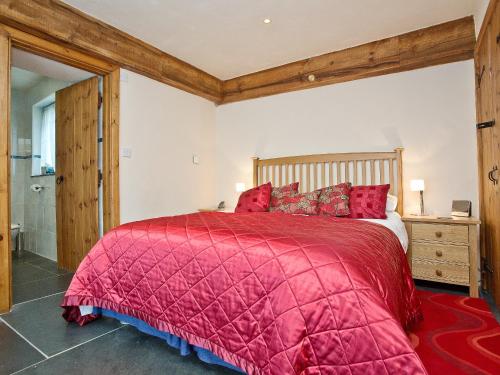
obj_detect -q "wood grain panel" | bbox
[474,0,500,302]
[222,17,475,103]
[102,70,120,233]
[412,223,469,244]
[0,0,222,102]
[412,243,470,264]
[4,24,116,74]
[476,0,499,57]
[469,224,480,297]
[0,28,11,313]
[487,2,500,302]
[412,259,469,286]
[56,77,99,272]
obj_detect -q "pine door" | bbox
[55,77,99,272]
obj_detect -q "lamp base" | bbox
[410,212,429,217]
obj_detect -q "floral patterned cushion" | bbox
[317,183,352,216]
[235,182,272,213]
[269,182,299,211]
[271,190,321,215]
[348,184,390,219]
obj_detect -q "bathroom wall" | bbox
[10,89,31,228]
[10,76,72,261]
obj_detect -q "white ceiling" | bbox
[11,49,95,86]
[64,0,481,80]
[11,67,44,90]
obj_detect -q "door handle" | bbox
[56,175,64,185]
[488,166,498,185]
[477,120,495,129]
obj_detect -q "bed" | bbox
[62,149,427,374]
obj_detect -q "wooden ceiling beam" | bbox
[0,1,475,105]
[0,0,223,103]
[222,17,475,104]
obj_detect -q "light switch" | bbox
[192,155,200,165]
[121,148,132,158]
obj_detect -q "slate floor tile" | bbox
[17,325,239,375]
[12,251,45,265]
[0,321,45,375]
[12,263,54,286]
[27,258,70,276]
[2,294,121,357]
[13,274,74,305]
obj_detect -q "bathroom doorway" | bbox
[0,28,120,313]
[9,49,100,304]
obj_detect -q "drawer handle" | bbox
[435,250,443,257]
[436,269,443,277]
[435,231,443,238]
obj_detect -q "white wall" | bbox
[119,70,216,223]
[473,0,490,35]
[215,61,478,217]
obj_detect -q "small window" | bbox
[40,103,55,173]
[32,94,56,176]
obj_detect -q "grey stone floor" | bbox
[0,252,240,375]
[1,253,499,374]
[11,252,73,305]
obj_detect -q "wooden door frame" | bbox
[475,0,499,295]
[0,24,120,313]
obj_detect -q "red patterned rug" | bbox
[409,290,500,374]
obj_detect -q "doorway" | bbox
[9,50,99,304]
[0,27,120,313]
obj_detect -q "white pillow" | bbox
[386,194,398,212]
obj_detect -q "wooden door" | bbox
[0,28,11,312]
[476,1,500,305]
[56,77,99,272]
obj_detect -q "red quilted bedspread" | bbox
[62,212,426,374]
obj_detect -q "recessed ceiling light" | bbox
[263,18,271,24]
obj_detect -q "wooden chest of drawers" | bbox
[403,216,480,297]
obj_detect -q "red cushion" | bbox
[317,183,352,216]
[235,182,272,213]
[348,184,390,219]
[270,182,299,210]
[271,190,320,215]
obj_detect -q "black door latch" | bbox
[477,120,495,129]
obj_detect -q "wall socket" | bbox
[192,155,200,165]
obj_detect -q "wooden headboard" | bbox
[252,148,404,216]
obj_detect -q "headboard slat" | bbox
[389,160,395,195]
[306,164,311,193]
[252,149,404,216]
[370,160,375,183]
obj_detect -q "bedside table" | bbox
[402,216,480,297]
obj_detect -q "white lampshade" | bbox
[410,179,425,192]
[235,182,246,193]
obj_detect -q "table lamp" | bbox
[410,179,426,216]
